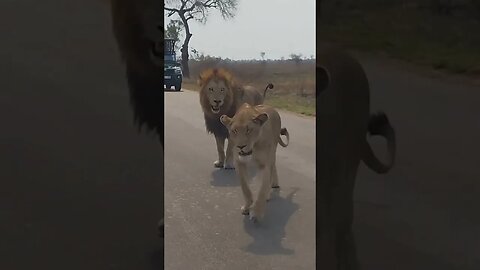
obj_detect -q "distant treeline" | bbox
[322,0,480,17]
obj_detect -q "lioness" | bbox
[198,68,273,169]
[316,45,396,269]
[220,103,289,222]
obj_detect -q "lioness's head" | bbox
[220,104,269,162]
[198,68,235,114]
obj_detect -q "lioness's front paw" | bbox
[250,204,265,222]
[241,205,250,215]
[224,162,235,170]
[214,160,224,168]
[249,214,258,224]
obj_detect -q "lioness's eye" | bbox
[220,88,225,92]
[246,127,250,134]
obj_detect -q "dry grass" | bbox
[319,3,480,76]
[182,58,316,116]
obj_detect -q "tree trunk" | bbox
[179,12,192,78]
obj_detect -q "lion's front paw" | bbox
[214,160,224,168]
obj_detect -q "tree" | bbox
[290,53,303,65]
[260,52,266,61]
[165,19,183,52]
[164,0,238,78]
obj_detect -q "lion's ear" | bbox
[197,75,203,86]
[220,115,231,126]
[252,113,268,126]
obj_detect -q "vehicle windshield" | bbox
[164,60,181,68]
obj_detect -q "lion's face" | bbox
[198,68,237,115]
[220,104,269,162]
[109,0,164,81]
[204,79,229,114]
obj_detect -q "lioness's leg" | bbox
[224,138,235,169]
[236,161,253,215]
[213,136,226,168]
[266,162,279,202]
[271,160,279,188]
[250,163,271,222]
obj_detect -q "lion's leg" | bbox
[213,135,226,168]
[236,161,253,215]
[250,163,271,222]
[224,138,235,169]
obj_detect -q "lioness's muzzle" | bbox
[239,150,252,156]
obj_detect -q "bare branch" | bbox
[164,5,179,17]
[180,0,188,10]
[202,0,217,8]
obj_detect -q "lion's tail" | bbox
[263,83,274,98]
[361,112,396,174]
[278,127,290,147]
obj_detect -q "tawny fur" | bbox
[198,68,273,169]
[316,45,396,269]
[220,103,289,222]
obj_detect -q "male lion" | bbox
[198,68,274,169]
[316,45,396,269]
[105,0,165,238]
[220,103,289,222]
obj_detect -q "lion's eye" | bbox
[220,88,225,92]
[246,128,250,134]
[232,129,238,134]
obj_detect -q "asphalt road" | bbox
[1,1,163,270]
[164,91,316,270]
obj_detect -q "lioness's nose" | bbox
[237,145,246,150]
[214,100,221,104]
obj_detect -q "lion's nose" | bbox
[237,145,246,150]
[214,100,221,105]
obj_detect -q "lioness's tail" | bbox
[361,112,396,174]
[263,83,274,98]
[278,127,290,147]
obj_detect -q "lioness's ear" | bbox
[197,74,203,86]
[220,115,231,126]
[253,113,268,126]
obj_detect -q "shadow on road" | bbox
[210,164,258,187]
[242,187,300,256]
[210,169,239,187]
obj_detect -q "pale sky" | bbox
[164,0,316,60]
